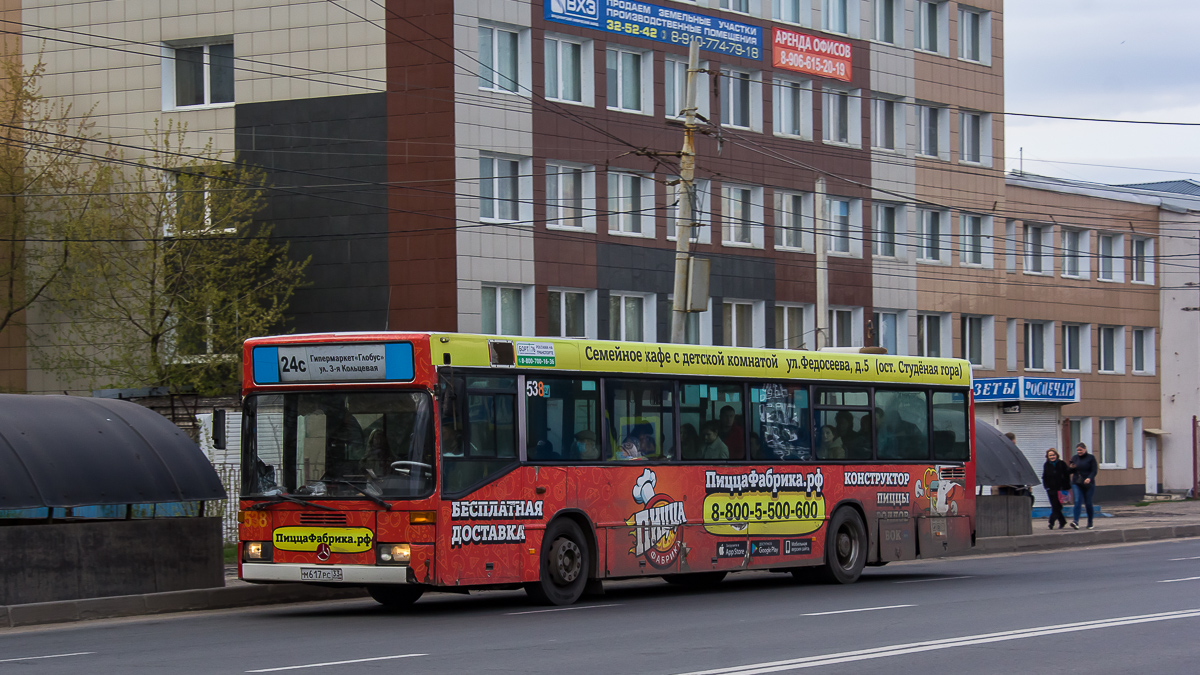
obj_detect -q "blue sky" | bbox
[1005,0,1200,184]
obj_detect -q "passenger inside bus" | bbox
[696,421,729,460]
[718,405,746,460]
[676,423,699,459]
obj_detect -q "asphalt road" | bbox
[4,539,1200,674]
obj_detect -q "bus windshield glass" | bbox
[242,391,435,500]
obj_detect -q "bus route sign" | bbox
[545,0,763,60]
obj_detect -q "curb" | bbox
[971,523,1200,556]
[0,583,368,629]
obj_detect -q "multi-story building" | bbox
[10,2,1198,497]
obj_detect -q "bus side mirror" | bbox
[213,409,227,450]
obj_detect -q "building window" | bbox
[723,301,760,347]
[823,88,860,145]
[721,69,760,130]
[545,163,593,230]
[480,26,522,93]
[720,0,751,13]
[1098,234,1124,281]
[1132,327,1153,374]
[482,285,526,335]
[916,1,946,54]
[823,0,849,34]
[828,308,859,348]
[607,47,650,114]
[1099,418,1123,467]
[873,311,899,354]
[1024,321,1049,371]
[608,171,653,236]
[1063,324,1084,372]
[917,314,943,357]
[667,178,711,243]
[873,203,898,257]
[480,155,521,221]
[722,185,763,247]
[918,105,944,158]
[775,191,811,250]
[608,293,654,342]
[961,213,984,265]
[545,36,591,104]
[1132,237,1153,283]
[875,0,900,44]
[1062,229,1088,278]
[164,41,234,109]
[666,58,710,120]
[960,316,993,368]
[959,111,985,164]
[548,289,590,338]
[826,197,852,253]
[917,209,945,262]
[774,78,811,138]
[1099,325,1124,374]
[958,6,989,63]
[776,304,811,349]
[776,0,806,25]
[1024,224,1053,274]
[872,97,901,150]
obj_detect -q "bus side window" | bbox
[525,377,600,461]
[605,379,675,462]
[678,382,743,461]
[875,390,930,461]
[750,384,811,461]
[932,391,969,461]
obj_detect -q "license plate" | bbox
[300,567,343,582]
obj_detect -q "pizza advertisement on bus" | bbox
[626,469,688,568]
[702,467,826,537]
[772,27,852,82]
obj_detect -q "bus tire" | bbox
[663,571,727,587]
[367,585,424,608]
[525,518,589,606]
[819,508,867,585]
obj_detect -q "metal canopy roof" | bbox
[0,395,226,509]
[975,419,1040,487]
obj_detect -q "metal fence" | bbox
[210,462,241,543]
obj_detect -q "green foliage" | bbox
[39,123,309,395]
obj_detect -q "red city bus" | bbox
[238,332,975,607]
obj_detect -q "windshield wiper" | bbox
[325,480,393,510]
[248,493,338,511]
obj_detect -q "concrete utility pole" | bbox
[670,39,701,344]
[814,177,828,349]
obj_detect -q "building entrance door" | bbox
[1145,436,1158,495]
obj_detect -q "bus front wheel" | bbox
[526,518,590,606]
[819,508,867,584]
[367,584,424,608]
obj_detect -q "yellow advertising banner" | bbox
[272,527,375,553]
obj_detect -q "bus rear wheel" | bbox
[663,571,727,587]
[367,585,424,608]
[819,508,867,585]
[525,519,590,606]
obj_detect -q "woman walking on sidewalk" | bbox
[1068,442,1098,529]
[1042,448,1070,529]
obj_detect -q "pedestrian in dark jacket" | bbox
[1042,448,1071,529]
[1068,442,1098,529]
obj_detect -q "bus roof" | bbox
[243,332,971,389]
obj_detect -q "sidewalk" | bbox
[3,500,1198,629]
[972,498,1200,555]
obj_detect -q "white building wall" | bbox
[1159,210,1200,492]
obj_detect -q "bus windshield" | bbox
[242,391,435,500]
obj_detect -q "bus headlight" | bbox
[244,541,273,562]
[377,544,411,565]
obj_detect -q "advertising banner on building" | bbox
[973,376,1080,403]
[545,0,763,60]
[772,27,852,82]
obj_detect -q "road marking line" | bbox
[1159,576,1200,583]
[1169,556,1200,561]
[245,654,426,672]
[673,608,1200,675]
[0,652,95,664]
[894,575,973,584]
[801,604,914,616]
[507,603,621,615]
